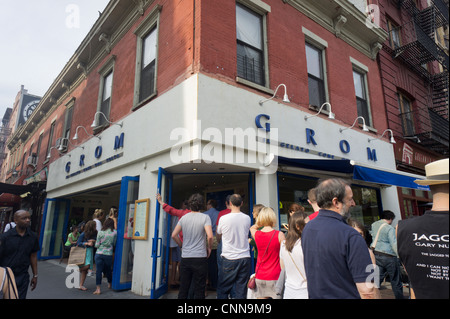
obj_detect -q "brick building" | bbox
[1,0,435,297]
[376,0,448,218]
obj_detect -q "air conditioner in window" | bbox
[55,137,69,153]
[27,153,38,168]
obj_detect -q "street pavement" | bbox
[26,259,147,299]
[24,259,408,300]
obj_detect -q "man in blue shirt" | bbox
[302,178,379,299]
[370,210,404,299]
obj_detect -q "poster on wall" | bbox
[132,199,149,240]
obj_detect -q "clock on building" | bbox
[22,100,39,121]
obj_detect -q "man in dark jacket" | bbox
[0,210,39,299]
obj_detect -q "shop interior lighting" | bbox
[339,116,369,133]
[304,102,335,120]
[368,129,396,144]
[259,84,290,105]
[91,111,123,128]
[73,125,101,140]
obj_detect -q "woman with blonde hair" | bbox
[108,206,118,229]
[93,209,105,232]
[250,207,285,299]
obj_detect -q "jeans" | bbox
[217,257,251,299]
[375,253,404,299]
[94,254,113,286]
[179,257,208,299]
[14,272,29,299]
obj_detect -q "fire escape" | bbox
[392,0,449,155]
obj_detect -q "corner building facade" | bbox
[8,0,430,297]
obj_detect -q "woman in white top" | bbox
[279,211,308,299]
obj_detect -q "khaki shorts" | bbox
[254,279,281,299]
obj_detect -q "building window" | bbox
[236,3,265,86]
[387,19,401,49]
[133,5,161,108]
[46,121,56,159]
[63,99,75,140]
[36,133,43,161]
[353,70,372,127]
[398,93,415,136]
[96,56,115,128]
[100,71,113,125]
[139,28,157,102]
[306,43,326,108]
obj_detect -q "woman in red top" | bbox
[250,207,285,299]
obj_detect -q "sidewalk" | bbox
[26,259,407,299]
[27,259,147,299]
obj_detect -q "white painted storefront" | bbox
[43,73,424,297]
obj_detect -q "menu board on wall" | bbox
[132,199,149,240]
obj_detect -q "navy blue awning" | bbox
[277,157,429,190]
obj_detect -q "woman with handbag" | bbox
[0,266,18,299]
[250,207,285,299]
[279,211,308,299]
[76,220,97,291]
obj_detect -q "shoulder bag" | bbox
[68,246,87,266]
[370,222,388,251]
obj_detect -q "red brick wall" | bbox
[377,0,433,138]
[15,0,392,180]
[199,0,388,130]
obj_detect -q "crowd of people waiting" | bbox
[0,159,448,299]
[157,159,449,299]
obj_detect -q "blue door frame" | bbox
[38,198,71,260]
[112,176,140,291]
[150,167,173,299]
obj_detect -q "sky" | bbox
[0,0,110,120]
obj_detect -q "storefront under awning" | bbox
[277,157,429,191]
[0,182,32,195]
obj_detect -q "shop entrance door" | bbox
[38,198,70,260]
[112,176,139,290]
[150,167,172,299]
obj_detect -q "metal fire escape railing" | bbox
[394,0,449,76]
[391,0,449,155]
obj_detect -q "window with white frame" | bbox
[133,5,161,108]
[96,57,115,128]
[306,43,327,108]
[100,71,113,126]
[139,27,157,102]
[353,69,372,127]
[236,3,265,86]
[46,121,56,159]
[63,98,75,140]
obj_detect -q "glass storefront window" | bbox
[350,186,380,227]
[402,188,413,195]
[277,173,320,225]
[277,173,382,230]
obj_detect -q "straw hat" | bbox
[414,158,449,185]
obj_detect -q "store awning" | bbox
[277,157,429,191]
[0,182,32,195]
